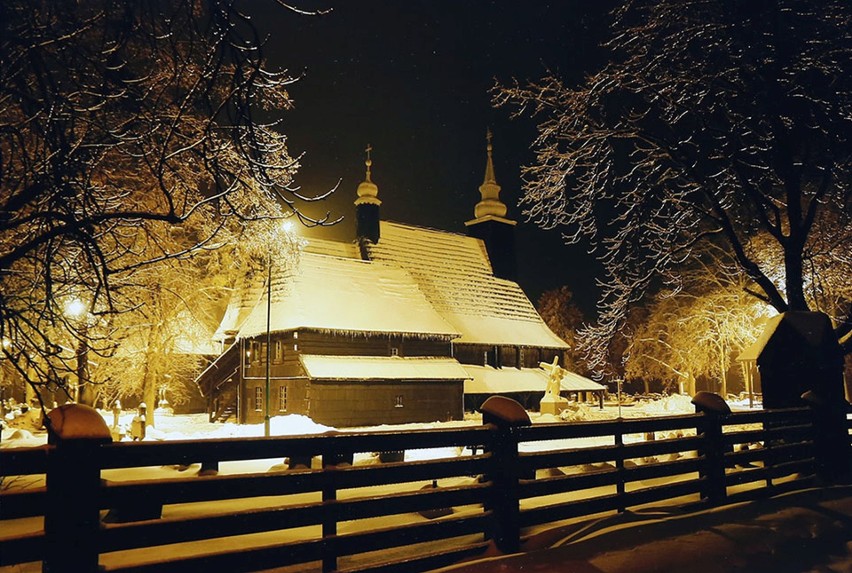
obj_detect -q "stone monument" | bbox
[539,356,570,415]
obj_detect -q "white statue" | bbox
[539,356,570,415]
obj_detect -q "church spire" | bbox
[355,144,381,244]
[355,144,381,206]
[465,129,517,281]
[474,129,508,219]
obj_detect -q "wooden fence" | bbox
[1,404,850,573]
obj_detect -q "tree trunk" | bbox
[784,226,809,311]
[140,321,164,428]
[686,373,696,396]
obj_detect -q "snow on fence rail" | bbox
[0,406,848,573]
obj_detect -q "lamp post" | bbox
[264,251,272,437]
[65,298,92,406]
[616,378,623,419]
[262,219,294,438]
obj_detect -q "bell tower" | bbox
[355,144,381,244]
[465,130,517,280]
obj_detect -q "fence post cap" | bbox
[691,391,731,415]
[480,396,531,427]
[47,404,112,444]
[800,389,827,407]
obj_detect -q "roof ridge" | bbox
[381,220,471,239]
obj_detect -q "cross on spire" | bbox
[364,143,373,181]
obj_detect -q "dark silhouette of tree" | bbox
[495,0,852,368]
[0,0,329,407]
[537,286,588,374]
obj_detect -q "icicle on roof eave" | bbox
[238,325,459,341]
[300,354,471,381]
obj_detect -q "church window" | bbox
[278,385,288,412]
[394,395,404,408]
[254,387,263,411]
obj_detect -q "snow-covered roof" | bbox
[464,365,606,394]
[366,222,568,348]
[217,252,458,340]
[302,236,359,259]
[737,314,783,362]
[737,311,833,363]
[300,355,470,381]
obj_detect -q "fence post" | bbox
[480,396,530,554]
[692,392,730,506]
[43,404,112,573]
[322,435,341,573]
[801,390,852,484]
[614,423,626,512]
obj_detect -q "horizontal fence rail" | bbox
[1,403,850,573]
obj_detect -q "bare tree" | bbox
[495,0,852,368]
[0,1,329,408]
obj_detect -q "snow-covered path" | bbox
[440,486,852,573]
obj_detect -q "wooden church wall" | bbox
[241,378,310,425]
[308,379,464,427]
[238,329,456,425]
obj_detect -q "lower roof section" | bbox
[463,365,606,394]
[299,355,470,381]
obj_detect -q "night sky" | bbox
[251,0,618,313]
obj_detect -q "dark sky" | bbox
[250,0,618,313]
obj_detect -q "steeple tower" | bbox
[465,130,518,280]
[355,144,381,244]
[474,129,508,219]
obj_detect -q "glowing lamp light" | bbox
[64,298,87,320]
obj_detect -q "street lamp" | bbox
[264,249,272,437]
[264,219,295,437]
[64,298,92,406]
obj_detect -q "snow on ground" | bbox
[1,393,708,449]
[1,396,850,573]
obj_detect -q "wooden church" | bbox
[195,135,603,427]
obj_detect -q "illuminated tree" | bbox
[495,0,852,369]
[90,258,219,426]
[0,1,328,407]
[625,245,772,396]
[84,218,302,426]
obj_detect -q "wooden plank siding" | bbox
[452,344,564,369]
[308,380,463,427]
[238,330,461,426]
[203,325,570,427]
